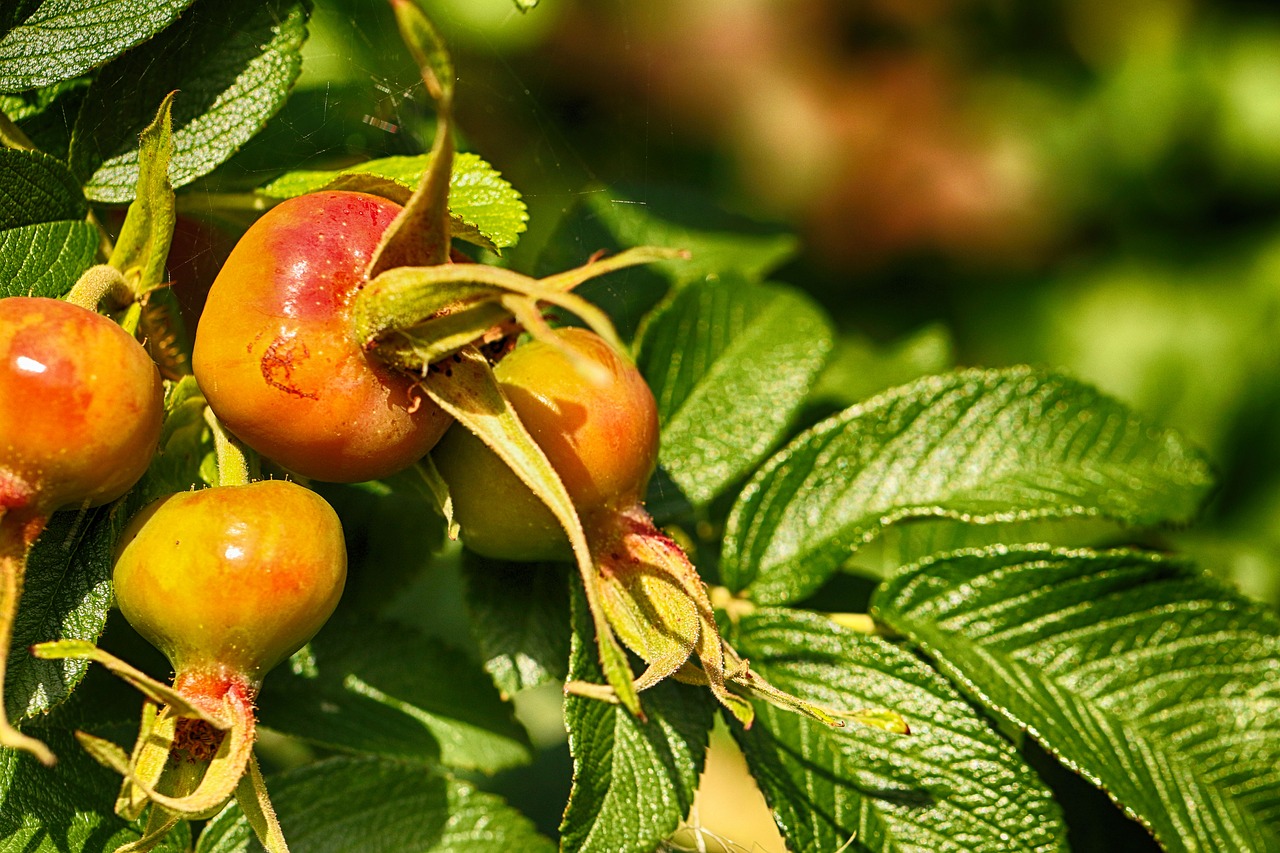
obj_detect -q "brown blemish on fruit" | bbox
[260,335,318,399]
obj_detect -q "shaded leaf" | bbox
[196,755,553,853]
[542,187,798,286]
[810,323,956,412]
[259,615,532,774]
[0,78,88,158]
[0,0,193,92]
[259,152,528,250]
[7,509,115,723]
[730,608,1066,853]
[0,673,191,852]
[69,0,307,202]
[637,273,833,506]
[535,186,797,340]
[0,148,84,228]
[461,553,571,696]
[722,367,1215,604]
[873,545,1280,853]
[560,580,715,853]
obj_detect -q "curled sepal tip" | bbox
[31,640,231,729]
[581,508,909,734]
[75,690,254,820]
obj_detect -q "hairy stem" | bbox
[0,513,55,765]
[204,408,253,487]
[64,264,133,312]
[0,110,34,151]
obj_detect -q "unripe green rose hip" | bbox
[113,480,347,688]
[434,328,659,560]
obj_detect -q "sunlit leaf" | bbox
[722,367,1214,604]
[637,273,833,506]
[730,608,1066,853]
[874,545,1280,853]
[69,0,307,202]
[259,152,528,250]
[0,0,193,92]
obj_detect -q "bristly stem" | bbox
[204,408,253,487]
[64,264,133,313]
[0,513,55,765]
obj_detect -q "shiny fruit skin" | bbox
[112,480,346,685]
[0,296,163,522]
[434,328,659,561]
[192,191,451,483]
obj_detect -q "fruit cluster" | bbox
[2,8,882,851]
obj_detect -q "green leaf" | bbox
[873,546,1280,853]
[560,580,715,853]
[0,0,194,92]
[0,149,97,296]
[313,474,445,618]
[137,376,214,504]
[259,152,529,250]
[0,78,84,123]
[543,187,799,286]
[535,186,798,340]
[195,755,554,853]
[810,323,956,411]
[729,608,1067,853]
[0,148,84,227]
[0,220,98,298]
[0,733,190,852]
[7,508,115,723]
[637,273,833,506]
[68,0,308,203]
[258,615,532,774]
[0,78,88,157]
[461,553,571,696]
[722,367,1215,604]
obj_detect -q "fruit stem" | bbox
[367,0,456,276]
[64,264,133,312]
[204,408,253,487]
[0,512,55,765]
[0,109,34,151]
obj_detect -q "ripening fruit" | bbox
[433,328,659,560]
[112,480,346,688]
[192,191,452,483]
[0,296,163,528]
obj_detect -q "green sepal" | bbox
[108,92,177,298]
[233,753,289,853]
[75,690,254,820]
[419,347,641,715]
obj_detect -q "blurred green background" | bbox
[192,1,1280,849]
